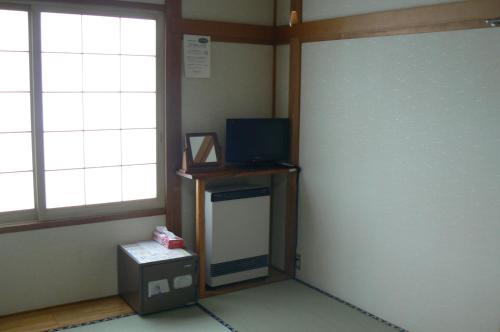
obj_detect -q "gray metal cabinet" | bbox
[118,242,198,315]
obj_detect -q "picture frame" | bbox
[181,132,223,171]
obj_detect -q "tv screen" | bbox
[225,118,290,165]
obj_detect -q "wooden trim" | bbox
[284,0,302,278]
[177,165,298,180]
[29,0,164,11]
[165,0,183,236]
[174,19,275,44]
[195,179,206,298]
[0,208,165,235]
[288,0,302,165]
[276,0,500,43]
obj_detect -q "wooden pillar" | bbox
[165,0,182,235]
[284,0,302,277]
[195,179,206,298]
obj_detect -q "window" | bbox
[0,9,34,214]
[0,5,164,223]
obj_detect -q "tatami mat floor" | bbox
[65,280,403,332]
[61,306,226,332]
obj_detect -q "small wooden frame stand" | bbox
[181,133,223,172]
[177,165,300,298]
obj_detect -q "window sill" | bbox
[0,208,165,234]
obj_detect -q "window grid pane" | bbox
[0,52,30,92]
[0,10,34,214]
[0,93,31,132]
[0,171,35,212]
[0,9,29,52]
[41,12,157,209]
[0,133,33,173]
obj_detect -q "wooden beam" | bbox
[284,0,302,278]
[165,0,183,236]
[288,0,303,165]
[174,19,275,44]
[276,0,500,43]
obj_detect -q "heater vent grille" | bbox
[209,255,268,277]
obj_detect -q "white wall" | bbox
[297,28,500,332]
[181,41,273,250]
[0,216,162,316]
[180,0,273,252]
[303,0,457,21]
[182,43,273,143]
[275,45,289,119]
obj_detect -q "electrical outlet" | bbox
[295,254,301,270]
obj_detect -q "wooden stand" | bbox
[177,165,299,298]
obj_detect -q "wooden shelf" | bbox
[204,268,289,298]
[177,164,299,298]
[177,165,298,180]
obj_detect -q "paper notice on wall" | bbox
[122,241,191,264]
[184,34,211,78]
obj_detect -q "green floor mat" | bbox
[64,280,403,332]
[65,305,228,332]
[200,280,399,332]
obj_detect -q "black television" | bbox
[225,118,290,165]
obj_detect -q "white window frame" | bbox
[0,2,165,224]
